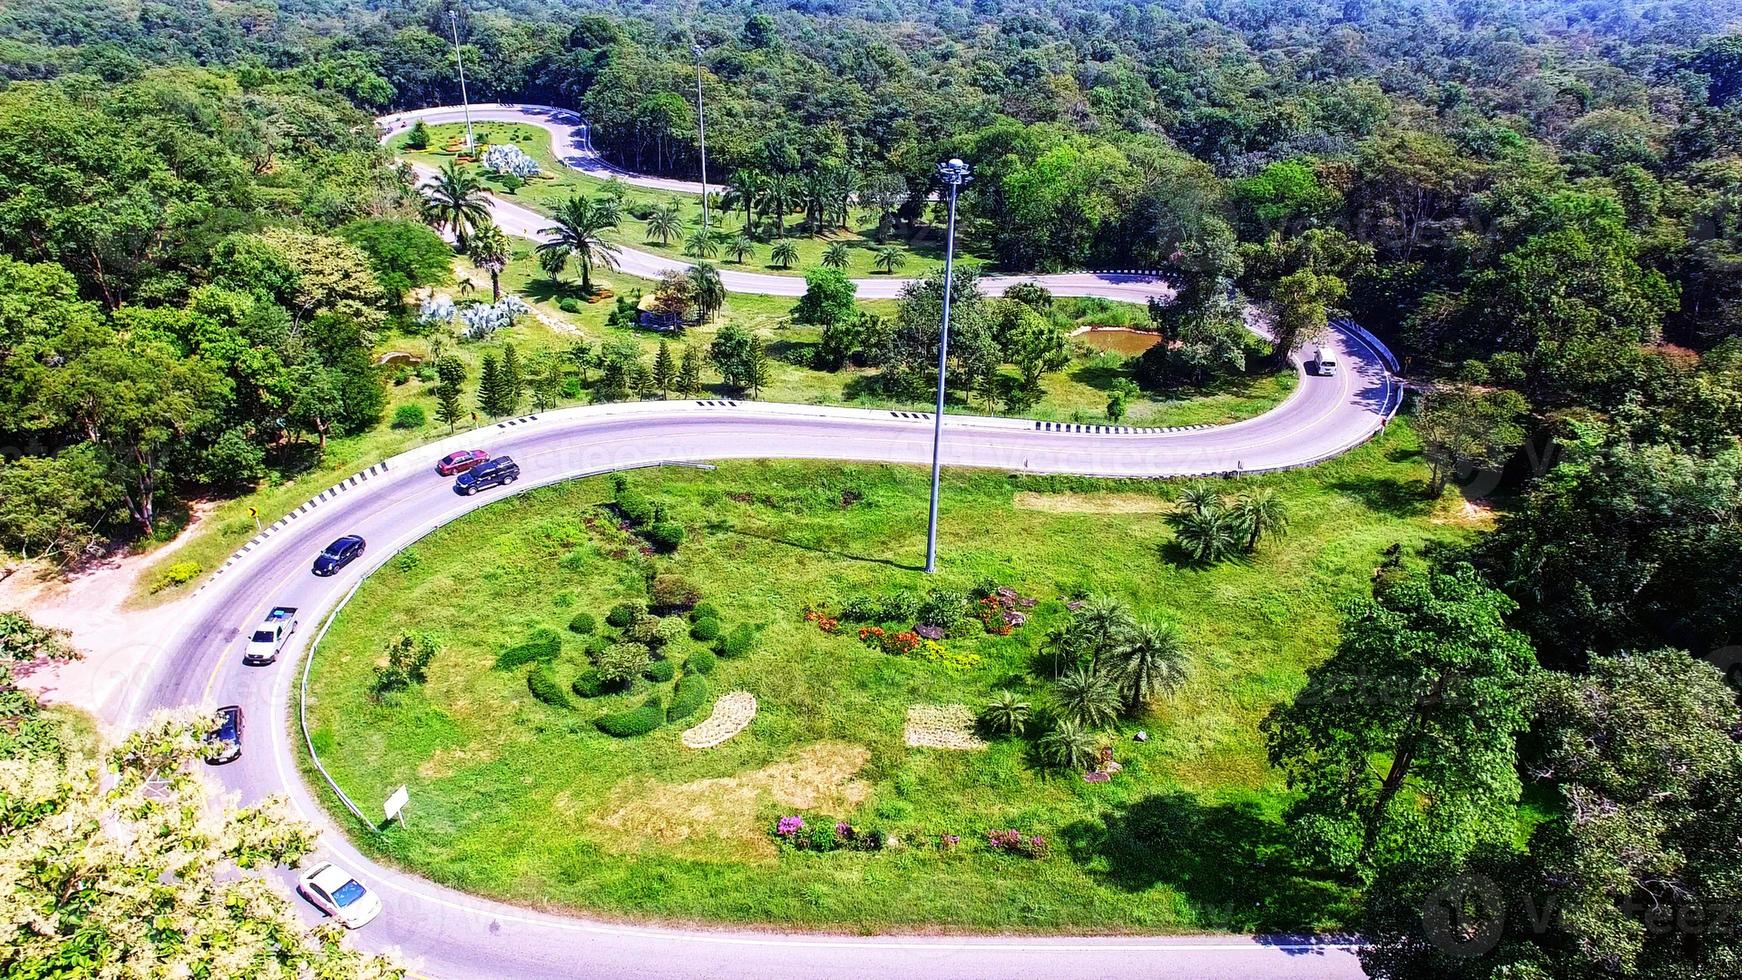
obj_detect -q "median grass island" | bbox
[305,430,1480,931]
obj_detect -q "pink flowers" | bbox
[776,816,805,838]
[985,828,1049,859]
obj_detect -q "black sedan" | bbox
[205,705,244,765]
[312,534,366,576]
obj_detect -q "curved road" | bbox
[129,105,1397,978]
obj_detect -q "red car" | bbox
[436,449,488,476]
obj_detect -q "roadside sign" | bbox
[384,785,409,825]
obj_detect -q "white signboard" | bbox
[384,785,409,824]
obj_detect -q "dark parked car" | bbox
[205,705,244,765]
[312,534,366,576]
[436,449,488,476]
[454,456,520,495]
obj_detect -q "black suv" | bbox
[454,456,520,495]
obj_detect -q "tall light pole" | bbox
[924,157,972,575]
[448,9,475,152]
[694,42,710,237]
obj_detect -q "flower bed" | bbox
[679,690,756,748]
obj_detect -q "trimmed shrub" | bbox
[595,695,665,737]
[570,668,608,698]
[917,588,968,630]
[643,658,676,683]
[648,574,701,610]
[606,602,643,629]
[391,404,427,429]
[653,617,689,648]
[627,614,663,645]
[495,629,562,669]
[646,520,685,552]
[667,673,709,721]
[585,635,611,657]
[614,485,656,526]
[567,612,596,635]
[684,648,717,675]
[690,617,721,642]
[715,623,757,658]
[558,297,582,314]
[527,664,569,708]
[690,602,720,623]
[595,642,651,685]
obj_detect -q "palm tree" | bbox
[1231,488,1291,552]
[727,168,765,238]
[591,195,622,227]
[1038,718,1099,770]
[420,161,491,250]
[980,690,1031,735]
[1168,506,1241,565]
[873,244,906,274]
[764,172,795,237]
[683,227,719,259]
[821,241,851,269]
[536,246,568,285]
[537,195,621,296]
[645,201,683,246]
[1177,481,1221,515]
[726,233,756,264]
[688,263,725,322]
[1053,665,1121,729]
[466,222,511,301]
[802,169,830,234]
[1072,595,1136,671]
[769,239,799,269]
[1110,621,1190,715]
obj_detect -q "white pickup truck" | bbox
[243,607,298,665]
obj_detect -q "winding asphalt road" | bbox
[123,105,1398,978]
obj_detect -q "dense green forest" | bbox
[2,4,1742,976]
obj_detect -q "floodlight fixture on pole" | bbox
[924,157,972,575]
[449,9,476,152]
[694,42,710,237]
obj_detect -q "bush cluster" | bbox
[667,673,709,721]
[595,695,665,737]
[495,629,562,669]
[839,591,921,624]
[643,658,675,683]
[391,404,427,429]
[526,663,569,708]
[626,614,663,645]
[595,641,651,684]
[570,668,609,698]
[916,588,969,630]
[606,602,643,629]
[715,623,757,658]
[646,520,685,552]
[611,475,683,552]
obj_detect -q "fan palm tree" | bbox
[980,690,1031,736]
[645,201,684,245]
[1053,665,1120,729]
[1168,506,1241,565]
[537,196,621,296]
[873,244,906,274]
[1038,718,1099,770]
[1231,488,1291,552]
[683,227,719,259]
[1110,620,1190,715]
[688,262,725,322]
[821,241,851,269]
[420,161,491,250]
[466,221,511,301]
[769,239,799,269]
[726,233,756,264]
[1072,595,1136,671]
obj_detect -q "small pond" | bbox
[1073,328,1164,356]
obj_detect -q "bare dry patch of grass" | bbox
[1012,491,1171,514]
[588,743,872,859]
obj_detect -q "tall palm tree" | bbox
[802,169,830,234]
[821,242,851,269]
[683,227,719,259]
[645,201,683,246]
[420,161,491,250]
[466,222,511,301]
[826,166,859,229]
[537,195,621,295]
[726,233,756,264]
[1231,488,1291,552]
[1110,621,1190,715]
[764,172,795,237]
[688,262,725,321]
[769,239,799,269]
[1038,718,1099,770]
[980,690,1031,735]
[873,244,906,274]
[1053,665,1120,729]
[1072,595,1135,671]
[1168,506,1241,565]
[727,168,765,238]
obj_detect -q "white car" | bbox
[298,861,383,928]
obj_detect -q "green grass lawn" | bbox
[396,122,991,279]
[302,424,1482,933]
